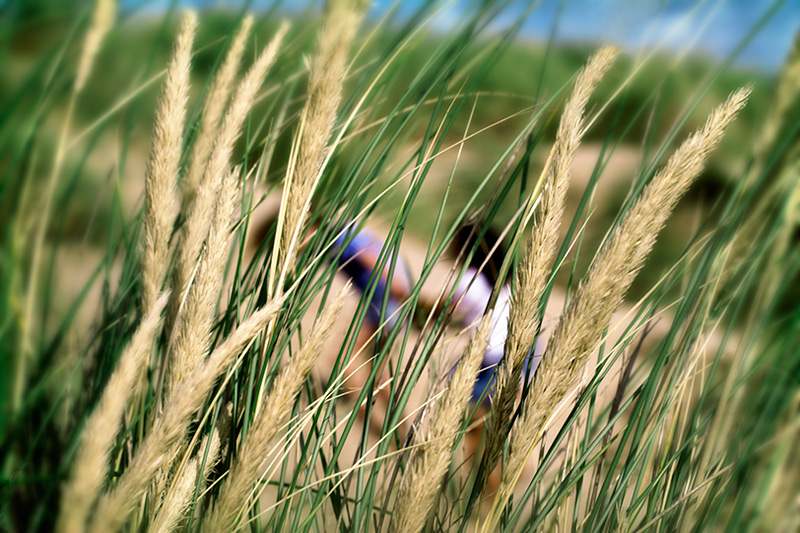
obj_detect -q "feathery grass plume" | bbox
[56,294,168,533]
[167,168,239,393]
[170,22,288,332]
[198,428,222,493]
[150,455,199,533]
[482,46,618,479]
[483,87,751,530]
[182,15,254,210]
[141,10,198,312]
[88,299,283,533]
[274,0,367,281]
[152,429,222,530]
[258,0,365,412]
[201,285,349,532]
[391,314,493,533]
[74,0,116,93]
[149,169,237,515]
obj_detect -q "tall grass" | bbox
[1,0,798,531]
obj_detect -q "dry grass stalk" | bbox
[167,168,239,393]
[274,0,367,281]
[693,43,800,509]
[256,0,365,413]
[88,299,283,533]
[74,0,116,93]
[149,169,237,516]
[141,11,198,312]
[170,22,288,332]
[483,87,750,530]
[56,294,168,533]
[201,286,349,532]
[199,428,222,493]
[152,428,222,531]
[17,0,118,413]
[735,34,800,287]
[729,34,800,266]
[391,314,493,533]
[182,15,254,210]
[483,46,618,478]
[150,455,199,533]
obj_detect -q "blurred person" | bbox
[424,221,543,489]
[331,222,413,348]
[245,192,413,398]
[429,222,542,404]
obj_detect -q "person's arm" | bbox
[414,282,472,328]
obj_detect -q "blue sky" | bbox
[512,0,798,72]
[124,0,800,73]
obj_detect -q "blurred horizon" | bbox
[118,0,800,73]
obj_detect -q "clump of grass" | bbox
[3,1,798,532]
[168,21,288,336]
[202,285,349,532]
[56,294,168,533]
[392,314,492,533]
[481,46,619,490]
[485,86,751,530]
[44,15,291,532]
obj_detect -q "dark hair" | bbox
[452,222,508,286]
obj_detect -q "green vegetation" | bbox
[1,0,798,531]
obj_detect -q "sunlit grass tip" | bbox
[141,10,198,312]
[74,0,117,93]
[182,14,254,210]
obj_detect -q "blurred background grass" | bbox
[2,0,789,305]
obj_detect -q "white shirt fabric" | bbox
[454,267,511,366]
